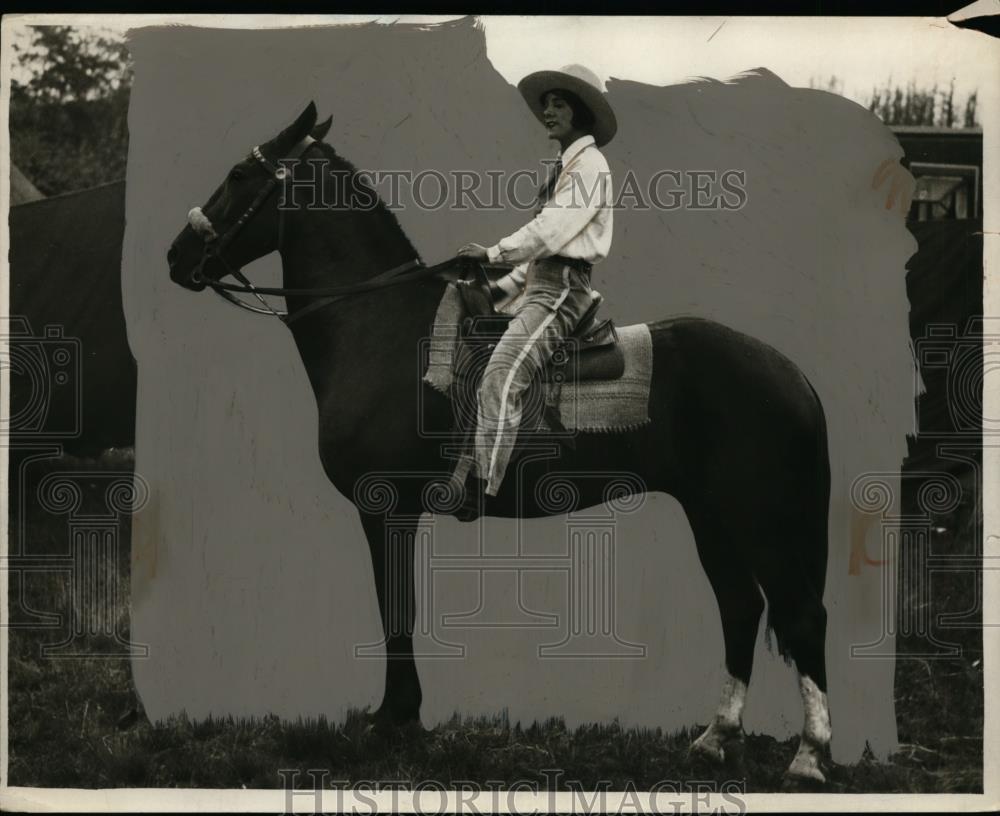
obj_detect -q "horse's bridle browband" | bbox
[188,136,444,326]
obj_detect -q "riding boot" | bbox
[455,474,487,523]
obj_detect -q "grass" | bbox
[6,449,984,792]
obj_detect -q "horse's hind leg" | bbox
[687,512,765,764]
[754,546,831,784]
[784,599,831,784]
[786,671,832,784]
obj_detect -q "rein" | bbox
[187,136,455,326]
[209,258,457,326]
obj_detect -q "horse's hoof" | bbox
[365,706,425,737]
[689,724,742,767]
[689,736,725,765]
[783,738,830,788]
[781,774,826,792]
[781,763,827,789]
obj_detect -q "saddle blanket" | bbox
[423,282,653,433]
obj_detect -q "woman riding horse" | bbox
[457,64,616,508]
[168,96,835,785]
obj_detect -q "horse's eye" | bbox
[230,167,246,181]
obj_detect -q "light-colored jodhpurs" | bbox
[472,257,594,496]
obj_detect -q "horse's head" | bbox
[167,101,333,291]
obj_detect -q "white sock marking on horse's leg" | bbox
[691,672,747,763]
[716,673,747,730]
[800,674,832,745]
[786,673,831,783]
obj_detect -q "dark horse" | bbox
[167,103,833,783]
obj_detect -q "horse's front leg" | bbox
[359,510,423,726]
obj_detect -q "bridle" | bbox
[186,136,447,326]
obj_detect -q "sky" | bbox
[3,14,995,113]
[482,15,992,106]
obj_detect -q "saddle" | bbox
[451,259,625,444]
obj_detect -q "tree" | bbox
[963,91,978,128]
[866,77,980,128]
[10,26,132,196]
[13,25,131,103]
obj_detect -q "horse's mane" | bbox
[675,67,789,88]
[310,140,422,263]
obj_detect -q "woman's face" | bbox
[542,92,577,142]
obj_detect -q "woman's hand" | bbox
[458,243,489,261]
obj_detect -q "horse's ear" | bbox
[311,116,333,142]
[276,102,318,150]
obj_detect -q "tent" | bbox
[8,180,135,455]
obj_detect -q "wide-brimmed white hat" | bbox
[517,64,617,147]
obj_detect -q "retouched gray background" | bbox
[122,18,915,764]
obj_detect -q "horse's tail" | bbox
[762,374,831,661]
[803,375,831,596]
